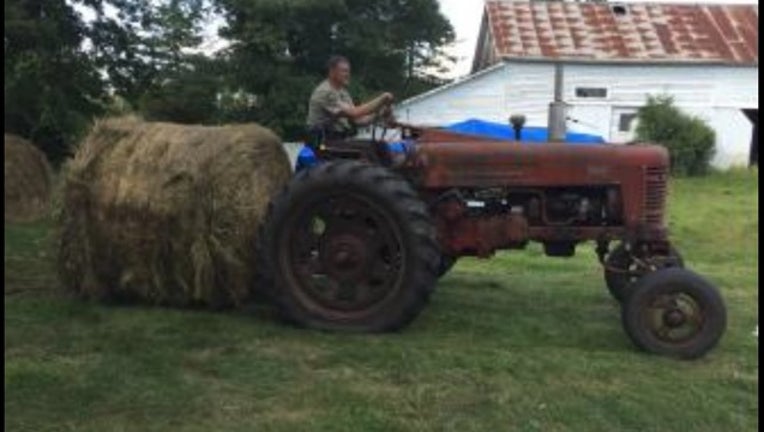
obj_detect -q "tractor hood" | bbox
[411,140,669,188]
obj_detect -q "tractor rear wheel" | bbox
[622,268,726,359]
[260,160,440,332]
[605,244,684,302]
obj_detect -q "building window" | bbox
[618,113,638,132]
[575,87,608,98]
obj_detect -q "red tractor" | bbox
[259,115,727,360]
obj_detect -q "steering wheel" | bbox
[370,101,395,142]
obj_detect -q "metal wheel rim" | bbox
[280,192,406,319]
[642,290,706,344]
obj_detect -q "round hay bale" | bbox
[5,134,53,222]
[57,116,292,308]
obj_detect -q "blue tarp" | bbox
[295,118,605,170]
[444,118,605,144]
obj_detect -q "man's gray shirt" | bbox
[306,80,355,133]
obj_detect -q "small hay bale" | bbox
[4,134,53,222]
[57,117,292,308]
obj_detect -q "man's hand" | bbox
[373,92,394,111]
[380,92,394,104]
[350,92,395,120]
[380,105,396,125]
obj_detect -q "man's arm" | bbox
[335,92,393,120]
[353,105,395,127]
[353,114,375,127]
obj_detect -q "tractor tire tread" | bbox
[259,160,440,332]
[621,267,726,359]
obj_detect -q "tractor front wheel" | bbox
[622,267,726,359]
[260,160,440,332]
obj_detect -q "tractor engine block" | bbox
[431,186,623,257]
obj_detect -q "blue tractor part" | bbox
[295,140,410,171]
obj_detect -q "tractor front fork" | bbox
[596,238,682,276]
[595,239,610,265]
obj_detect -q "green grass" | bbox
[5,169,758,432]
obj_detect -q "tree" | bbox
[138,55,222,124]
[5,0,106,162]
[635,95,716,176]
[5,0,456,158]
[4,0,213,160]
[213,0,455,140]
[86,0,209,107]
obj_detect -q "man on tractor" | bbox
[306,55,395,143]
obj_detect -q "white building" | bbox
[395,1,759,168]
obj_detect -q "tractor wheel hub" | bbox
[321,232,369,281]
[663,309,686,328]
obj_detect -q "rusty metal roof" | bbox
[484,1,758,65]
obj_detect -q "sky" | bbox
[437,0,758,79]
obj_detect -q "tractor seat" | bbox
[304,126,393,166]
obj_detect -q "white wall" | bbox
[395,61,758,168]
[706,108,754,168]
[396,65,510,126]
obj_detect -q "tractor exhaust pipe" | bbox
[509,114,526,141]
[548,63,566,142]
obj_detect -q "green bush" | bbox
[635,95,716,176]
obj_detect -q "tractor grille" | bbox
[644,166,667,225]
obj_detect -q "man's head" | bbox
[327,55,351,88]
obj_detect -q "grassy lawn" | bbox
[5,169,758,432]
